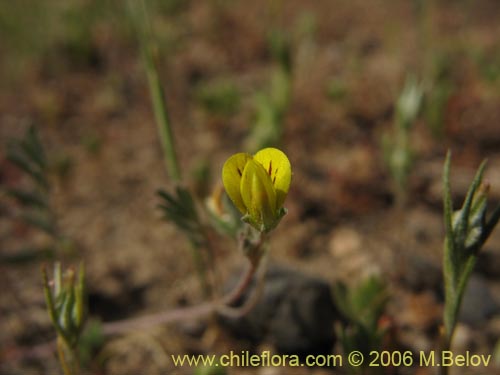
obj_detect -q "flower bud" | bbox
[43,262,86,347]
[452,182,489,249]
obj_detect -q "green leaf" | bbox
[442,156,499,346]
[42,265,68,342]
[78,319,104,367]
[0,246,54,264]
[74,263,86,328]
[7,150,48,189]
[332,281,351,319]
[21,125,47,169]
[333,277,387,329]
[443,151,456,270]
[352,277,387,329]
[455,160,487,249]
[482,205,500,245]
[62,283,76,336]
[334,277,388,359]
[7,188,48,208]
[157,187,203,244]
[20,212,56,236]
[177,186,198,220]
[196,79,240,116]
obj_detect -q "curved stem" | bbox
[222,261,257,306]
[103,255,266,335]
[23,233,271,362]
[103,233,269,335]
[102,301,215,336]
[217,252,268,319]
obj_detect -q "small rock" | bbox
[459,275,499,326]
[476,251,500,279]
[178,319,207,339]
[399,255,442,295]
[219,265,338,357]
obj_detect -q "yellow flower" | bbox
[222,148,291,232]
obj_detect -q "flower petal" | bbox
[222,152,252,213]
[253,147,291,208]
[241,159,276,229]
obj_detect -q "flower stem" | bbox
[218,251,268,318]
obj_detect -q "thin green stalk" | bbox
[42,265,69,343]
[128,0,181,182]
[57,337,72,375]
[128,1,214,298]
[443,156,485,343]
[57,336,79,375]
[144,43,181,182]
[442,252,477,347]
[440,153,500,375]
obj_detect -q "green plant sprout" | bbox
[246,30,292,152]
[440,152,500,375]
[195,79,241,117]
[76,319,105,370]
[42,263,86,375]
[382,75,423,206]
[2,125,73,263]
[333,276,388,373]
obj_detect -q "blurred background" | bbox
[1,0,500,374]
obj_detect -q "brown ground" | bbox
[1,1,500,374]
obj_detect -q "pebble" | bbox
[459,275,499,327]
[219,265,338,357]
